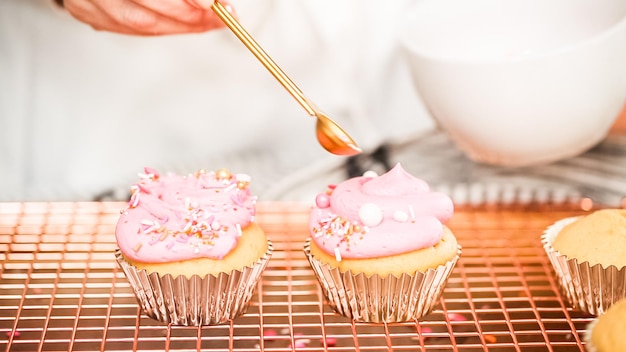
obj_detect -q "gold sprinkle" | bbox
[133,243,143,252]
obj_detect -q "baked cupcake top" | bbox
[552,209,626,268]
[309,163,454,260]
[116,167,257,263]
[588,297,626,351]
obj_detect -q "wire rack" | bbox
[0,201,602,352]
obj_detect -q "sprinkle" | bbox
[315,193,331,208]
[484,334,497,343]
[143,166,160,178]
[159,232,169,241]
[293,339,310,349]
[194,247,200,254]
[5,330,20,338]
[236,224,242,237]
[263,329,277,340]
[408,205,415,220]
[334,247,342,262]
[421,327,433,334]
[393,210,409,223]
[176,236,189,243]
[136,183,151,194]
[129,191,140,208]
[140,219,153,226]
[447,313,467,321]
[211,221,221,230]
[324,337,337,347]
[230,193,245,207]
[358,203,383,227]
[224,182,237,193]
[236,173,251,183]
[363,170,378,178]
[165,240,175,250]
[133,243,142,252]
[148,236,160,245]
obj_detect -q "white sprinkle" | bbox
[224,183,237,192]
[141,219,153,226]
[363,170,378,178]
[334,247,342,262]
[393,210,409,223]
[358,203,383,227]
[408,205,415,220]
[194,247,200,254]
[236,224,242,237]
[236,173,252,183]
[211,221,221,230]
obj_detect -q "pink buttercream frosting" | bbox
[116,167,257,263]
[309,163,453,259]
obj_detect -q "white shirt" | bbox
[0,0,435,201]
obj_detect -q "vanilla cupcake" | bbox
[115,167,272,326]
[305,163,460,323]
[542,209,626,315]
[586,297,626,352]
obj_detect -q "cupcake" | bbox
[542,209,626,315]
[585,297,626,352]
[115,167,272,326]
[304,163,460,323]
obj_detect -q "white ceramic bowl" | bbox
[400,0,626,166]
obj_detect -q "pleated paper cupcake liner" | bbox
[542,217,626,316]
[115,241,272,326]
[584,319,599,352]
[304,239,461,323]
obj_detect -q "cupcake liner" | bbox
[115,241,273,326]
[304,239,461,323]
[584,319,598,352]
[542,217,626,316]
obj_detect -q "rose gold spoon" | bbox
[211,0,361,156]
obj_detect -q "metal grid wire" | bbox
[0,201,600,351]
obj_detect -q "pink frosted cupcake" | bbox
[305,163,460,322]
[115,167,272,326]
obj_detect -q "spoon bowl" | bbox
[315,112,361,156]
[211,1,361,156]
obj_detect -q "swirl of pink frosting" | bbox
[116,167,257,263]
[309,163,453,259]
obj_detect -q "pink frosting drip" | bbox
[116,168,257,263]
[309,163,453,259]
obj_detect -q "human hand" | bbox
[63,0,229,36]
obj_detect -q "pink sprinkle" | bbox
[324,337,337,347]
[136,183,151,194]
[230,193,244,207]
[6,331,20,338]
[315,193,331,208]
[263,329,277,340]
[447,313,467,322]
[165,241,175,250]
[144,167,160,178]
[129,191,140,208]
[175,236,189,243]
[421,327,433,334]
[294,339,308,349]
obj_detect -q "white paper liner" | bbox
[584,319,598,352]
[115,241,272,326]
[304,239,461,323]
[542,217,626,316]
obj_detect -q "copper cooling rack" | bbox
[0,201,602,351]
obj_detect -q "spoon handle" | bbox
[211,0,316,117]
